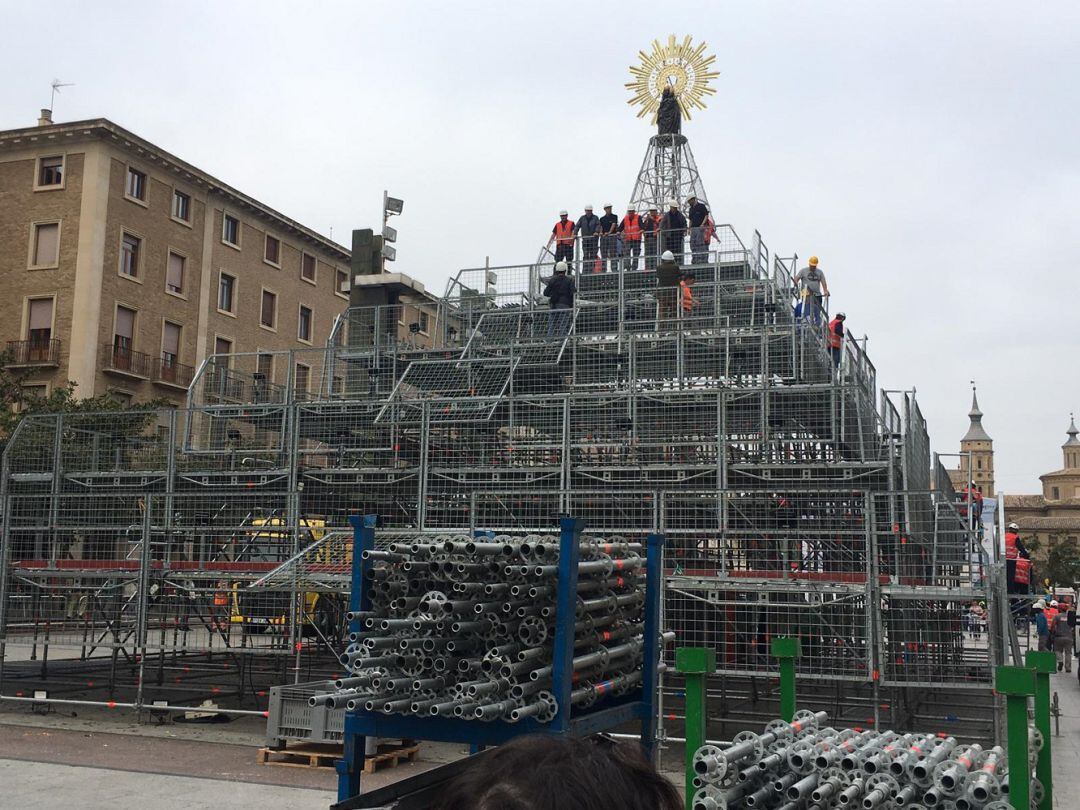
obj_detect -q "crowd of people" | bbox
[542,201,847,363]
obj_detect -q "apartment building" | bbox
[0,111,352,405]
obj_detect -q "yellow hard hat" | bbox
[808,256,819,266]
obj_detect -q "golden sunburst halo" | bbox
[626,34,719,123]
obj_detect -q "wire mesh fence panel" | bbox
[664,580,871,680]
[880,592,993,687]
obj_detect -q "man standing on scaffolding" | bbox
[687,195,710,264]
[795,256,830,324]
[641,207,661,271]
[598,204,619,273]
[660,199,687,263]
[619,206,642,272]
[577,205,601,272]
[546,210,576,269]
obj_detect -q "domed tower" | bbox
[958,388,995,497]
[1063,415,1080,471]
[1042,415,1080,500]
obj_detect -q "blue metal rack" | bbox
[335,515,664,803]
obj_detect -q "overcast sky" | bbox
[3,1,1078,494]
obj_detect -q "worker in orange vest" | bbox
[618,207,642,272]
[679,272,695,317]
[545,210,576,268]
[827,312,846,369]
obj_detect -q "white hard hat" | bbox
[1034,599,1047,610]
[554,261,568,273]
[559,209,568,216]
[667,198,678,208]
[836,312,846,319]
[1008,522,1018,530]
[661,250,675,261]
[584,204,593,211]
[627,205,635,211]
[1052,600,1059,606]
[604,203,613,208]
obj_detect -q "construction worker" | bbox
[598,204,619,273]
[656,249,681,323]
[687,195,710,264]
[577,205,600,271]
[795,256,830,325]
[679,271,695,318]
[1004,522,1030,592]
[641,207,661,270]
[543,261,575,338]
[546,210,576,268]
[827,312,846,369]
[1033,600,1050,650]
[618,206,642,272]
[660,199,687,262]
[1052,599,1074,671]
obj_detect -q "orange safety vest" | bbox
[827,318,843,349]
[703,216,715,244]
[554,219,575,246]
[1045,607,1059,625]
[1014,557,1031,585]
[680,280,694,311]
[621,213,641,242]
[1004,532,1020,560]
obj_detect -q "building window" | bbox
[264,234,281,266]
[114,305,136,355]
[222,214,240,247]
[418,311,430,334]
[332,375,344,396]
[215,336,233,356]
[336,268,349,298]
[976,459,982,470]
[172,190,191,223]
[256,352,274,382]
[31,222,60,267]
[126,167,147,201]
[27,298,54,349]
[161,321,182,367]
[261,289,277,329]
[1052,486,1060,500]
[301,253,317,282]
[298,305,313,342]
[37,156,64,187]
[120,232,141,278]
[217,272,236,313]
[166,252,185,295]
[294,362,311,394]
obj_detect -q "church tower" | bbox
[1062,415,1080,471]
[956,389,994,497]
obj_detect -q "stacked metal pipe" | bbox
[309,533,653,724]
[690,712,1040,810]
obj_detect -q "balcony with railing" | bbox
[153,357,196,390]
[101,343,154,380]
[4,338,61,368]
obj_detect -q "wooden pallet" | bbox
[256,741,420,773]
[363,742,421,773]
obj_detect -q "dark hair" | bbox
[432,734,681,810]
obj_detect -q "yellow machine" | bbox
[227,516,345,640]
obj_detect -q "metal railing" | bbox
[101,343,155,378]
[4,338,61,367]
[154,357,196,388]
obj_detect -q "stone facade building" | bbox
[1005,417,1080,561]
[0,111,353,405]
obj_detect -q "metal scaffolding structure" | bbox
[0,225,1006,743]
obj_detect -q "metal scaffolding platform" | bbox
[0,225,1005,742]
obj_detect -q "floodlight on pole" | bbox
[382,244,397,262]
[382,224,398,243]
[381,190,403,271]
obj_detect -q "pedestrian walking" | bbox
[577,205,600,272]
[827,312,846,369]
[599,204,619,272]
[1034,599,1050,651]
[545,210,576,268]
[794,256,830,325]
[619,207,642,272]
[660,199,687,262]
[687,195,710,264]
[543,261,575,338]
[656,249,681,324]
[1052,599,1074,672]
[642,207,661,270]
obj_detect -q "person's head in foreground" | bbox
[432,733,681,810]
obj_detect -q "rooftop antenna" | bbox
[50,79,75,112]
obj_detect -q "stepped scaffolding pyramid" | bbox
[0,47,1014,744]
